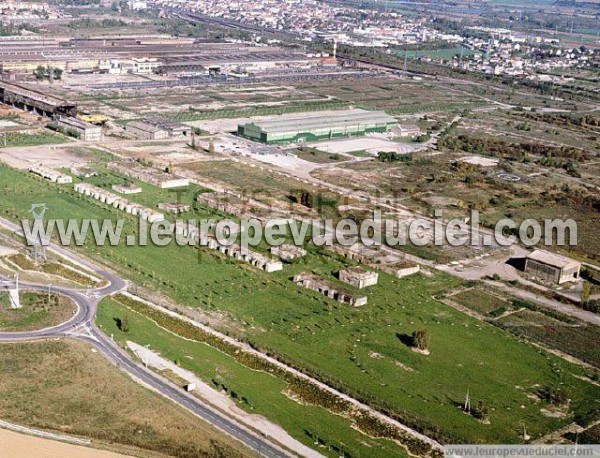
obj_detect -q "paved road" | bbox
[0,218,291,458]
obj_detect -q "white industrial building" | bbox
[56,116,102,142]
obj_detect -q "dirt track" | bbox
[0,429,131,458]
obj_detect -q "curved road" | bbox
[0,218,291,458]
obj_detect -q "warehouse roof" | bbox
[57,116,98,130]
[243,109,397,133]
[527,250,581,270]
[0,81,74,108]
[141,116,191,131]
[127,121,166,133]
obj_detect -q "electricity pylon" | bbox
[28,203,48,264]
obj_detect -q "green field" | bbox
[452,289,511,316]
[98,296,406,458]
[0,163,599,447]
[449,288,600,368]
[292,147,345,164]
[0,131,69,148]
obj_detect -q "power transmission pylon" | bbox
[28,203,48,264]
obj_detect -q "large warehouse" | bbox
[237,109,398,144]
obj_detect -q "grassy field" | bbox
[97,297,407,458]
[7,253,101,287]
[188,159,330,202]
[0,163,599,446]
[292,147,344,164]
[0,131,69,148]
[452,289,511,316]
[0,292,76,332]
[0,340,251,458]
[449,287,600,368]
[66,147,117,164]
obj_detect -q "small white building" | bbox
[128,0,147,10]
[398,124,421,138]
[131,58,161,74]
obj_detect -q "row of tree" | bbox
[439,134,588,163]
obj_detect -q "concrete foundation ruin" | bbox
[293,272,367,306]
[174,221,283,273]
[270,244,307,262]
[339,266,378,289]
[74,183,164,223]
[196,191,249,219]
[158,202,191,214]
[112,184,142,194]
[329,243,420,279]
[29,165,73,184]
[108,161,189,189]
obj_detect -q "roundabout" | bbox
[0,216,289,458]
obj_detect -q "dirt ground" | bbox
[0,144,84,170]
[0,429,131,458]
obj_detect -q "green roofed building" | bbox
[237,109,398,144]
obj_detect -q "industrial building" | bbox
[524,250,581,285]
[237,109,398,144]
[131,58,162,74]
[398,124,422,138]
[141,117,192,137]
[126,121,169,140]
[0,36,328,76]
[0,81,77,117]
[55,116,102,141]
[158,52,316,75]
